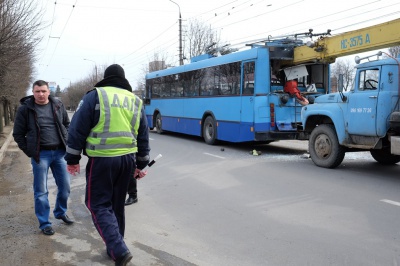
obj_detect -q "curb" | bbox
[0,130,13,163]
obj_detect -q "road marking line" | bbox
[203,152,225,159]
[380,199,400,207]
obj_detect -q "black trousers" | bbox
[84,154,134,260]
[127,175,137,197]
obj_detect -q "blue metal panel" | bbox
[218,120,255,142]
[158,115,254,142]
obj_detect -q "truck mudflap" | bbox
[391,136,400,155]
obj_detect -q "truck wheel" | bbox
[370,148,400,165]
[156,113,163,134]
[309,124,345,168]
[203,116,217,145]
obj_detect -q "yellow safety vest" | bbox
[86,87,143,157]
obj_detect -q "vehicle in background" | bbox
[144,39,328,145]
[300,18,400,168]
[302,51,400,168]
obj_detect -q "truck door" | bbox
[346,68,379,136]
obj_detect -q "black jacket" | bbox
[64,78,150,169]
[13,95,70,163]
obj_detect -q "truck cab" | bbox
[301,52,400,168]
[345,57,399,142]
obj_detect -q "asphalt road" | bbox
[1,121,400,265]
[126,131,400,266]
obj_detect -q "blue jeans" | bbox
[31,149,70,229]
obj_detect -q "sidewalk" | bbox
[0,120,191,265]
[0,123,14,163]
[0,123,114,265]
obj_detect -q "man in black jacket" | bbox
[13,80,73,236]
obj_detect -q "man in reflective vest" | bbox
[65,64,150,266]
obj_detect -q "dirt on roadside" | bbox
[0,137,59,265]
[0,125,110,266]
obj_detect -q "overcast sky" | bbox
[35,0,400,90]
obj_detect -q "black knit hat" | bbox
[104,64,125,78]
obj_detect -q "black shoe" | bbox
[125,196,138,205]
[42,226,55,235]
[56,214,74,225]
[115,251,133,266]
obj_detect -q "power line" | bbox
[216,0,304,29]
[202,0,398,49]
[123,36,179,69]
[40,1,78,75]
[119,0,400,83]
[38,0,58,72]
[118,22,177,63]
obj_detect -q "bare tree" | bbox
[147,52,171,72]
[184,18,221,61]
[61,80,89,111]
[134,81,145,98]
[388,46,400,58]
[135,51,172,91]
[61,64,109,111]
[138,19,237,98]
[0,0,44,132]
[331,58,356,91]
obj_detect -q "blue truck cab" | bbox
[301,52,400,168]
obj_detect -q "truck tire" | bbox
[370,148,400,165]
[203,116,217,145]
[156,113,163,134]
[309,124,345,168]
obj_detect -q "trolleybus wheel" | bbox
[203,116,217,145]
[156,113,163,134]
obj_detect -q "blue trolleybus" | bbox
[144,39,330,144]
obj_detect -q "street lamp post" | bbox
[169,0,183,65]
[83,58,98,81]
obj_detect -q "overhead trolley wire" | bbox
[118,21,180,68]
[226,0,391,47]
[119,0,242,68]
[208,0,270,25]
[45,1,78,68]
[38,0,58,69]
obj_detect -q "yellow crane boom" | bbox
[293,18,400,64]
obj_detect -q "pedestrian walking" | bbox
[65,64,150,266]
[13,80,73,236]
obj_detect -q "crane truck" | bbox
[297,18,400,168]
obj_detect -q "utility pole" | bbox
[169,0,183,65]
